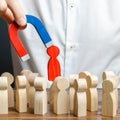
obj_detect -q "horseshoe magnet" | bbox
[9,15,61,81]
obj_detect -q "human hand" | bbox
[0,0,26,27]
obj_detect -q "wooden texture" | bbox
[34,77,47,115]
[52,76,69,114]
[28,73,40,112]
[0,90,120,119]
[1,72,14,108]
[16,75,27,113]
[20,70,32,104]
[102,71,115,80]
[102,79,117,117]
[74,78,87,117]
[102,71,119,111]
[49,77,58,110]
[69,74,79,113]
[79,71,91,79]
[0,77,8,114]
[86,75,98,111]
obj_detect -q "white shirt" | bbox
[11,0,120,88]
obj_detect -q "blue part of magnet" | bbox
[26,15,52,47]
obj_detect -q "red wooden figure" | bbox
[47,45,61,81]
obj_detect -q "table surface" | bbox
[0,89,120,120]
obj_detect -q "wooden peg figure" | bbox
[53,76,69,115]
[28,73,40,112]
[34,77,47,115]
[47,45,61,81]
[69,74,79,113]
[20,69,33,104]
[74,78,87,117]
[102,79,117,117]
[0,77,8,114]
[16,75,27,112]
[111,75,119,112]
[102,71,119,112]
[86,75,98,111]
[79,71,91,79]
[102,71,115,80]
[49,78,58,111]
[1,72,14,108]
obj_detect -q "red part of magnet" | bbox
[9,22,30,61]
[47,45,61,81]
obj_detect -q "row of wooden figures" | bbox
[0,70,118,117]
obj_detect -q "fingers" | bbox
[6,0,26,26]
[2,8,14,23]
[0,0,7,15]
[0,0,26,27]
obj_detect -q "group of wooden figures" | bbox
[0,70,119,117]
